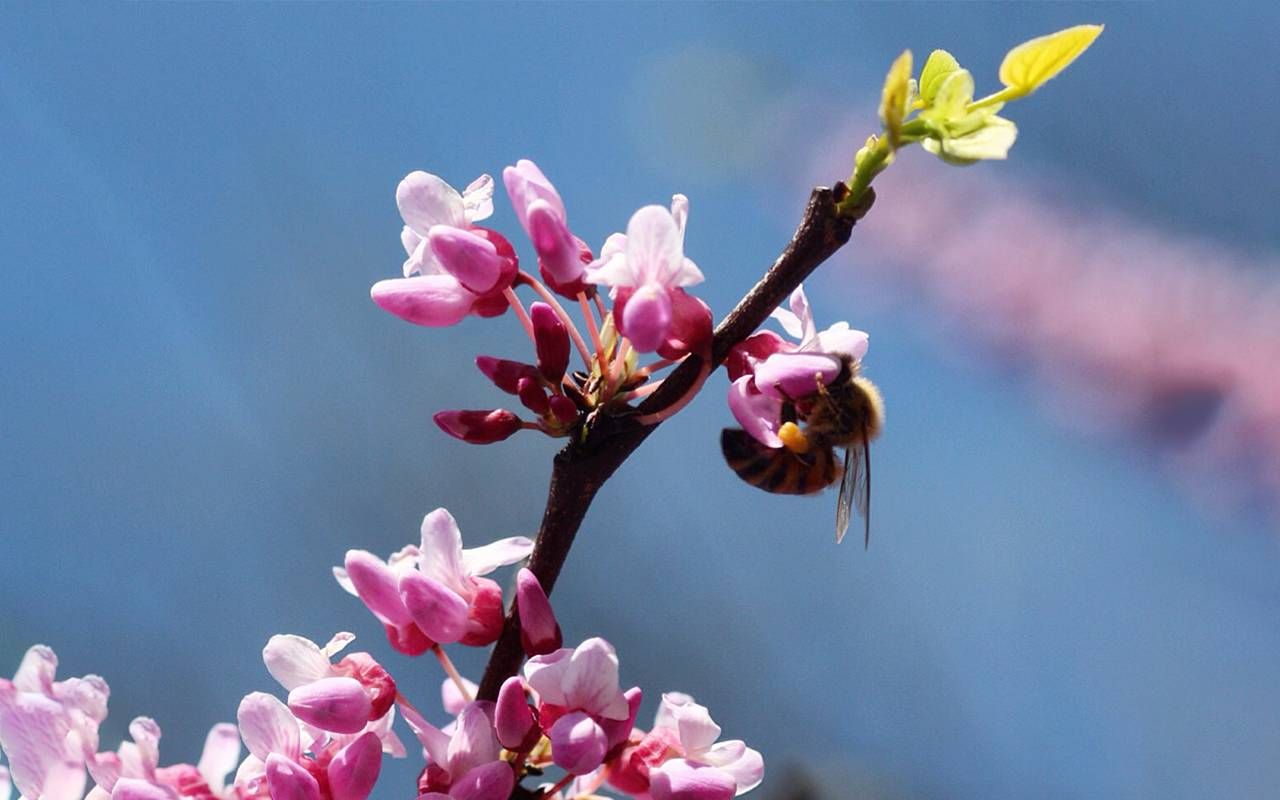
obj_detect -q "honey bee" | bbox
[720,354,883,546]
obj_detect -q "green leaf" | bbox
[879,49,913,148]
[922,116,1018,165]
[919,49,961,106]
[999,24,1103,96]
[929,69,975,120]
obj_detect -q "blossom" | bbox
[86,717,242,800]
[335,509,533,651]
[262,634,396,736]
[586,197,710,355]
[400,702,514,800]
[503,160,593,296]
[0,645,109,800]
[371,171,518,327]
[523,639,641,775]
[725,284,869,448]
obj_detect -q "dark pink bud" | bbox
[459,576,506,647]
[530,302,570,382]
[475,356,539,395]
[516,377,550,415]
[527,199,585,286]
[724,330,791,382]
[335,652,397,719]
[494,676,539,750]
[434,409,522,444]
[287,676,372,734]
[516,568,561,657]
[549,395,579,426]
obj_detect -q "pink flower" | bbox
[522,639,641,775]
[632,694,763,800]
[399,702,514,800]
[586,197,710,355]
[87,717,242,800]
[370,171,517,327]
[503,159,593,296]
[725,284,869,447]
[335,509,533,650]
[262,634,396,735]
[0,645,109,800]
[515,568,562,657]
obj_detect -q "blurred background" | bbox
[2,4,1279,798]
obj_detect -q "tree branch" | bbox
[476,184,873,702]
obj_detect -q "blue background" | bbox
[2,4,1278,798]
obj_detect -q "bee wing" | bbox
[835,424,872,547]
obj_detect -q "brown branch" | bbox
[476,184,873,702]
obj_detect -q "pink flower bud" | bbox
[648,760,736,800]
[516,568,561,657]
[335,652,397,719]
[475,357,539,394]
[458,577,505,647]
[516,377,550,416]
[399,571,470,644]
[265,755,322,800]
[527,199,585,287]
[370,275,474,328]
[434,409,522,444]
[548,711,609,775]
[287,676,373,734]
[530,302,570,382]
[619,284,673,353]
[326,731,382,800]
[549,395,579,425]
[494,677,538,751]
[428,226,508,296]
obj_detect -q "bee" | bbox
[720,354,883,546]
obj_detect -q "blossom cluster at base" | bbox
[1,508,761,800]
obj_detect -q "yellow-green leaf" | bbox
[879,49,913,148]
[999,24,1103,96]
[922,116,1018,165]
[919,49,961,106]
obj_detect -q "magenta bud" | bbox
[549,395,579,425]
[287,676,373,734]
[475,356,540,395]
[516,377,551,415]
[530,302,570,382]
[428,226,506,296]
[494,677,539,750]
[527,199,585,286]
[516,568,562,657]
[327,731,382,800]
[434,409,522,444]
[265,754,322,800]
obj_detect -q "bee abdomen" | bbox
[721,429,837,496]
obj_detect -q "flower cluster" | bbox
[370,160,713,445]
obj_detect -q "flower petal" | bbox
[195,723,240,792]
[624,206,682,286]
[12,646,57,694]
[397,171,465,235]
[441,677,479,718]
[461,174,495,223]
[449,761,514,800]
[326,731,382,800]
[0,689,86,800]
[287,677,372,735]
[672,702,721,756]
[522,649,571,708]
[562,639,625,719]
[342,551,412,627]
[648,759,735,800]
[460,537,534,577]
[395,702,450,767]
[502,160,565,234]
[370,276,474,328]
[548,711,607,775]
[263,635,332,692]
[399,572,470,645]
[712,743,763,794]
[620,284,673,353]
[236,693,300,763]
[446,703,501,779]
[494,678,536,751]
[428,226,505,296]
[815,322,869,360]
[265,754,320,800]
[417,509,468,593]
[727,376,783,449]
[110,777,175,800]
[126,718,162,778]
[753,352,842,400]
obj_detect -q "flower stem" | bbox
[505,288,537,346]
[432,644,473,703]
[578,292,605,364]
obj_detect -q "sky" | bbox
[2,4,1279,799]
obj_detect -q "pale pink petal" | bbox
[110,777,175,800]
[547,712,607,775]
[428,226,505,295]
[654,692,696,731]
[287,677,372,735]
[230,754,265,795]
[671,703,720,757]
[503,160,566,233]
[399,572,470,644]
[326,731,382,800]
[670,194,689,239]
[12,646,56,694]
[87,751,122,792]
[322,632,356,658]
[522,649,570,707]
[397,171,466,235]
[562,639,626,719]
[697,739,743,767]
[598,232,628,263]
[236,693,299,762]
[727,377,784,449]
[671,256,705,288]
[625,206,682,286]
[0,765,9,800]
[716,744,764,794]
[753,352,842,400]
[418,508,469,594]
[195,723,239,792]
[441,677,479,717]
[449,761,514,800]
[446,704,501,779]
[460,537,534,577]
[395,702,450,767]
[342,551,412,627]
[815,322,869,360]
[0,689,86,800]
[265,754,320,800]
[126,718,161,778]
[370,276,474,328]
[527,200,584,285]
[600,686,643,751]
[621,284,673,353]
[583,251,634,288]
[649,759,735,800]
[263,635,333,692]
[400,226,423,260]
[86,786,111,800]
[461,174,495,223]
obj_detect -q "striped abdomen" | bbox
[720,428,839,495]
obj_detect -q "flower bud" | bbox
[326,731,382,800]
[494,677,538,750]
[530,302,570,382]
[428,226,507,296]
[475,357,539,395]
[287,676,372,734]
[434,409,522,444]
[516,568,562,657]
[549,395,579,426]
[516,377,550,416]
[265,755,322,800]
[548,711,609,775]
[527,199,585,286]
